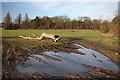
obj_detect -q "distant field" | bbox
[2,29,100,37]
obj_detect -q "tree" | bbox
[57,16,64,29]
[18,13,22,25]
[13,13,22,29]
[45,16,52,29]
[53,16,59,29]
[109,16,118,36]
[92,19,100,30]
[14,13,22,24]
[77,17,83,29]
[21,13,30,29]
[83,17,92,29]
[71,19,79,29]
[3,12,12,30]
[65,18,72,29]
[100,20,110,33]
[34,16,40,29]
[40,16,48,29]
[82,16,91,21]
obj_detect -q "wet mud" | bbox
[2,40,120,80]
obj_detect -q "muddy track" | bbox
[2,45,31,79]
[67,38,120,66]
[2,40,120,80]
[65,36,119,53]
[50,44,85,55]
[82,64,120,78]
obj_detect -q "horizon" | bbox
[1,1,118,23]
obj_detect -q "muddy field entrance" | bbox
[2,38,120,79]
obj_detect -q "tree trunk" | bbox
[19,33,61,42]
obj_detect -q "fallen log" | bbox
[39,33,61,42]
[19,33,61,42]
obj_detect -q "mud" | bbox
[66,37,120,66]
[2,39,120,80]
[82,64,120,78]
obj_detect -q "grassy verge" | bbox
[80,36,119,48]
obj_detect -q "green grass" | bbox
[81,36,118,48]
[0,28,2,37]
[2,29,118,49]
[2,29,100,37]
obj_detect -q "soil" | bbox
[2,38,120,80]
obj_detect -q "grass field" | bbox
[2,29,118,48]
[2,29,100,37]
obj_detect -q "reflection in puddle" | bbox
[16,44,119,77]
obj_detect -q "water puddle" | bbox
[16,44,119,77]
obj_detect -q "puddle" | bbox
[16,44,119,77]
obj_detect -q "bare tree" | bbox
[18,13,22,25]
[22,13,30,29]
[3,12,12,29]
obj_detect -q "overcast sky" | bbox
[1,0,119,22]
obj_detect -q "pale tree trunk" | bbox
[19,33,61,42]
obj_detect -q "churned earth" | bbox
[2,37,120,80]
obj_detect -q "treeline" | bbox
[2,12,118,36]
